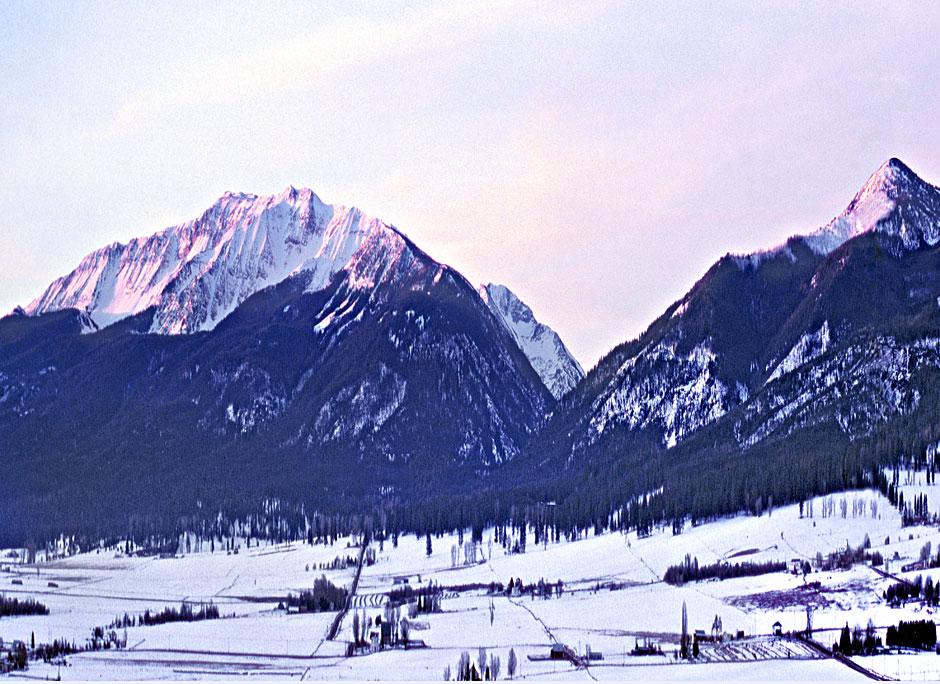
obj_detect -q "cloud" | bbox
[90,1,541,141]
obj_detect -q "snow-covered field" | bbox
[4,489,940,680]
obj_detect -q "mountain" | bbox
[24,182,580,397]
[1,188,554,545]
[24,187,393,334]
[479,283,584,399]
[9,159,940,546]
[520,158,940,511]
[802,157,940,255]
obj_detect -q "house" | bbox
[630,638,662,656]
[772,621,783,637]
[790,558,802,574]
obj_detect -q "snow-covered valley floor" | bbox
[5,488,940,680]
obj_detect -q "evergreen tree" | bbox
[681,601,689,658]
[839,623,852,654]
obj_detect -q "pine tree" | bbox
[458,651,471,681]
[681,601,689,658]
[426,532,433,557]
[839,623,852,654]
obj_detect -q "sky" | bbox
[2,1,940,369]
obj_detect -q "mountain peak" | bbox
[849,157,921,208]
[878,156,910,179]
[480,283,584,399]
[801,158,940,256]
[25,186,397,334]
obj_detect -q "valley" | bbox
[4,489,940,680]
[4,4,940,681]
[5,158,940,681]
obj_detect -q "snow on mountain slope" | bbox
[802,161,902,255]
[479,283,584,398]
[534,158,940,461]
[588,336,746,448]
[766,320,830,384]
[24,187,400,334]
[736,335,938,449]
[728,158,940,270]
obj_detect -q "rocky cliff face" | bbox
[480,283,584,399]
[25,187,395,334]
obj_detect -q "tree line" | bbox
[0,595,48,617]
[886,619,937,650]
[11,365,940,559]
[663,554,787,586]
[107,601,220,628]
[285,575,347,613]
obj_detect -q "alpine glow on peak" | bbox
[24,187,399,335]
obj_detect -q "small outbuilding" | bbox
[772,621,783,637]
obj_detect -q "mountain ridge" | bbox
[6,157,940,546]
[1,186,563,545]
[479,283,584,399]
[523,157,940,470]
[24,187,396,335]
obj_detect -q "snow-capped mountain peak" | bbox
[853,157,914,198]
[24,187,404,334]
[479,283,584,399]
[802,157,940,255]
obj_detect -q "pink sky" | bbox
[2,1,940,368]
